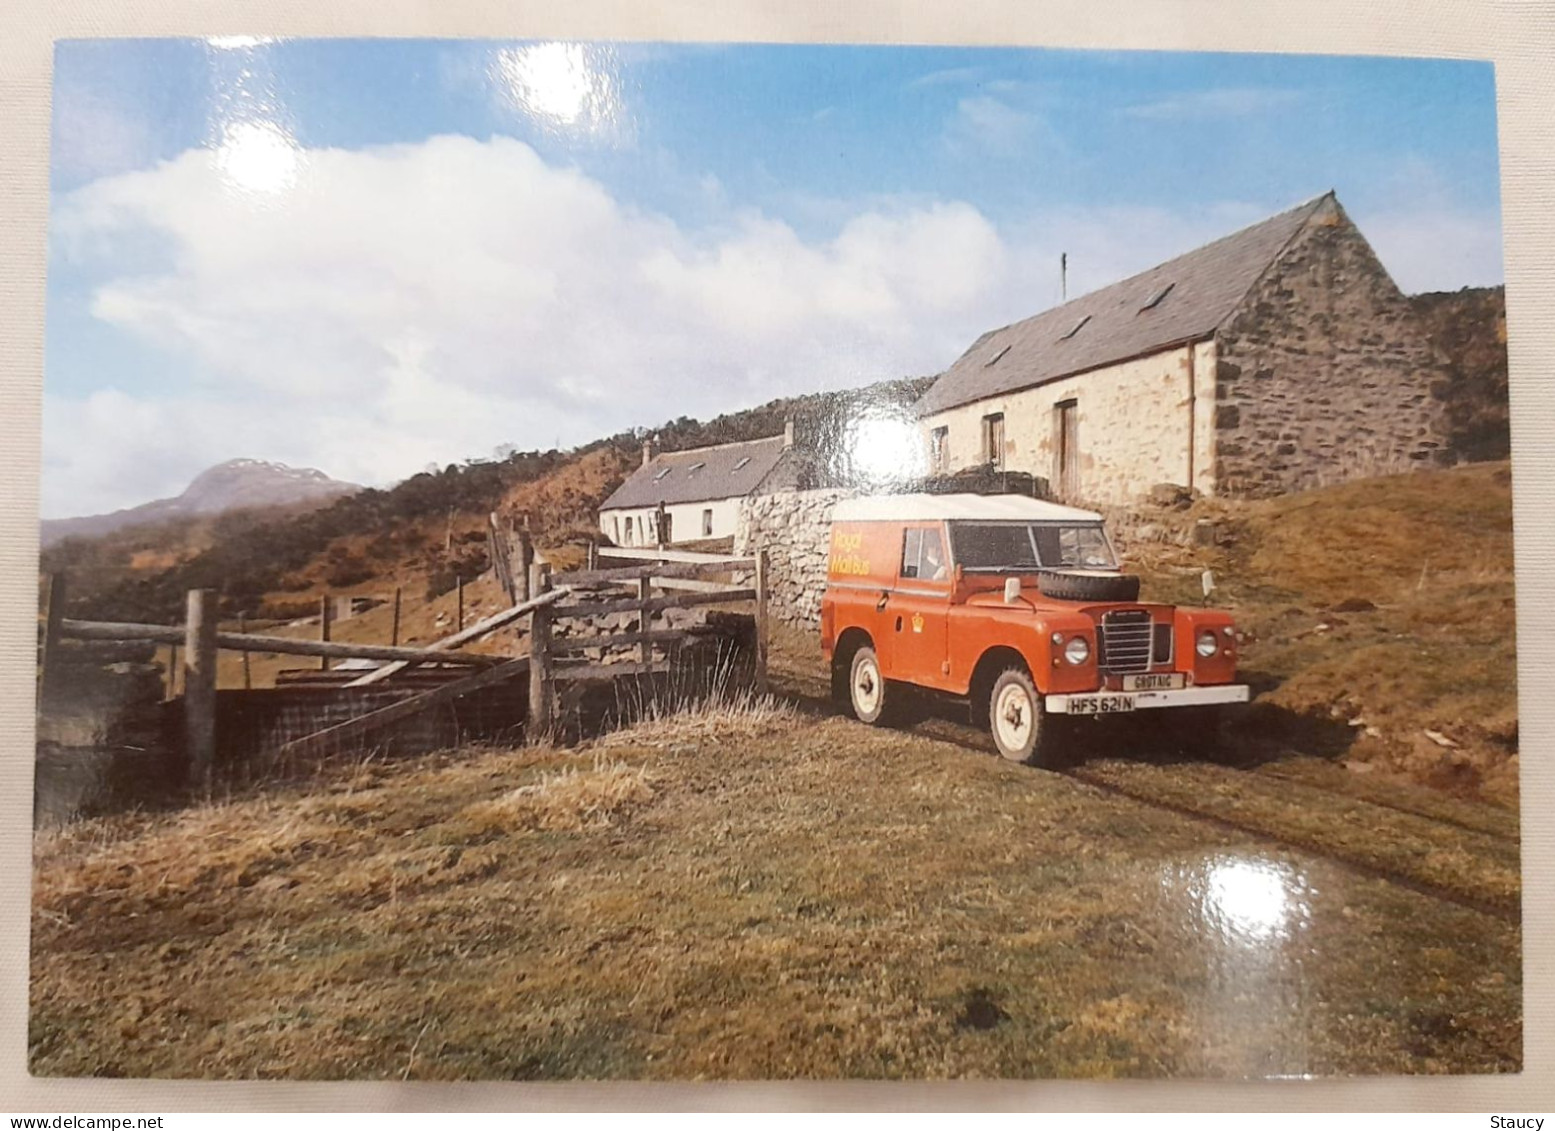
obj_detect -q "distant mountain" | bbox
[41,459,361,547]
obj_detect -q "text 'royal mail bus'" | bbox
[819,493,1250,766]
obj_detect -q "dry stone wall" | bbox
[1213,197,1450,497]
[737,488,857,627]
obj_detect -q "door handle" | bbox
[876,591,890,612]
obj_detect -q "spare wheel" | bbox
[1037,570,1142,602]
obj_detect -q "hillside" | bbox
[41,376,934,625]
[1112,460,1517,802]
[41,459,360,548]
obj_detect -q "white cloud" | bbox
[1121,87,1305,121]
[944,96,1049,154]
[45,135,1501,517]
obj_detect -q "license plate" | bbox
[1123,673,1185,692]
[1067,694,1136,715]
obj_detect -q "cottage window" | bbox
[612,515,620,543]
[930,426,949,473]
[702,508,714,537]
[981,413,1005,469]
[624,516,635,545]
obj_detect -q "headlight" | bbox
[1064,636,1090,665]
[1196,630,1219,658]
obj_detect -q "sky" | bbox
[43,39,1503,518]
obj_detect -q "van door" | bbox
[885,523,953,690]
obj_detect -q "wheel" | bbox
[1037,570,1141,602]
[848,645,894,725]
[988,667,1056,766]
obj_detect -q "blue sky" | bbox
[44,39,1502,516]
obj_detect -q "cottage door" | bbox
[1056,399,1079,500]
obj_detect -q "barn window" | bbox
[1140,282,1175,311]
[702,508,714,537]
[981,413,1005,469]
[1059,314,1091,340]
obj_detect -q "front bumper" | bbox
[1045,684,1250,714]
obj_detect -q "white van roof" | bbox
[831,493,1103,523]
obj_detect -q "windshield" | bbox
[949,522,1118,572]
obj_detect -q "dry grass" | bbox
[594,690,799,751]
[1120,461,1517,804]
[30,697,1519,1081]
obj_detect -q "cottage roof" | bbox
[600,434,789,511]
[832,493,1102,523]
[915,193,1334,417]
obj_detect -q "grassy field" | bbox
[30,686,1519,1080]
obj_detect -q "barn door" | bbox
[1055,399,1079,500]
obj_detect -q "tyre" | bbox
[848,645,894,725]
[988,667,1057,766]
[1037,570,1141,602]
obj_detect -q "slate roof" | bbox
[600,435,790,510]
[915,193,1334,417]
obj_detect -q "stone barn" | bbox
[914,191,1450,503]
[599,426,800,547]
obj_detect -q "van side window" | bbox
[901,527,949,581]
[901,528,923,578]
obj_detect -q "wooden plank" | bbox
[342,585,571,687]
[185,589,218,791]
[553,660,670,683]
[319,593,332,671]
[60,619,500,666]
[527,562,554,737]
[554,559,754,586]
[755,548,770,696]
[650,577,750,594]
[276,659,530,762]
[550,628,690,655]
[552,588,756,620]
[37,573,65,706]
[597,546,756,566]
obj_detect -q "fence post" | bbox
[637,574,653,667]
[37,572,66,707]
[238,612,252,690]
[391,587,402,647]
[319,593,332,671]
[167,643,179,699]
[527,562,553,739]
[755,549,770,696]
[185,588,218,791]
[516,527,534,603]
[457,575,465,631]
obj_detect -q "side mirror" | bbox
[1004,577,1021,604]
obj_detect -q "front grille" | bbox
[1098,609,1152,674]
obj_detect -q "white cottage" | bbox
[598,428,797,547]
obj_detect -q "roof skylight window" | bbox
[1059,313,1092,340]
[1140,282,1176,311]
[653,467,672,481]
[732,457,751,472]
[984,344,1011,367]
[687,461,706,475]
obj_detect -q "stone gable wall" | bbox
[736,488,857,627]
[1213,198,1450,497]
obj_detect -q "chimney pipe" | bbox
[783,419,795,450]
[1061,252,1067,303]
[642,434,659,467]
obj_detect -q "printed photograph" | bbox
[32,38,1516,1079]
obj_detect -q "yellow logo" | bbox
[911,613,924,633]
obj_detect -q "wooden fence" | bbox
[36,547,768,790]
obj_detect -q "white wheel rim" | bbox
[994,683,1034,752]
[853,656,881,715]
